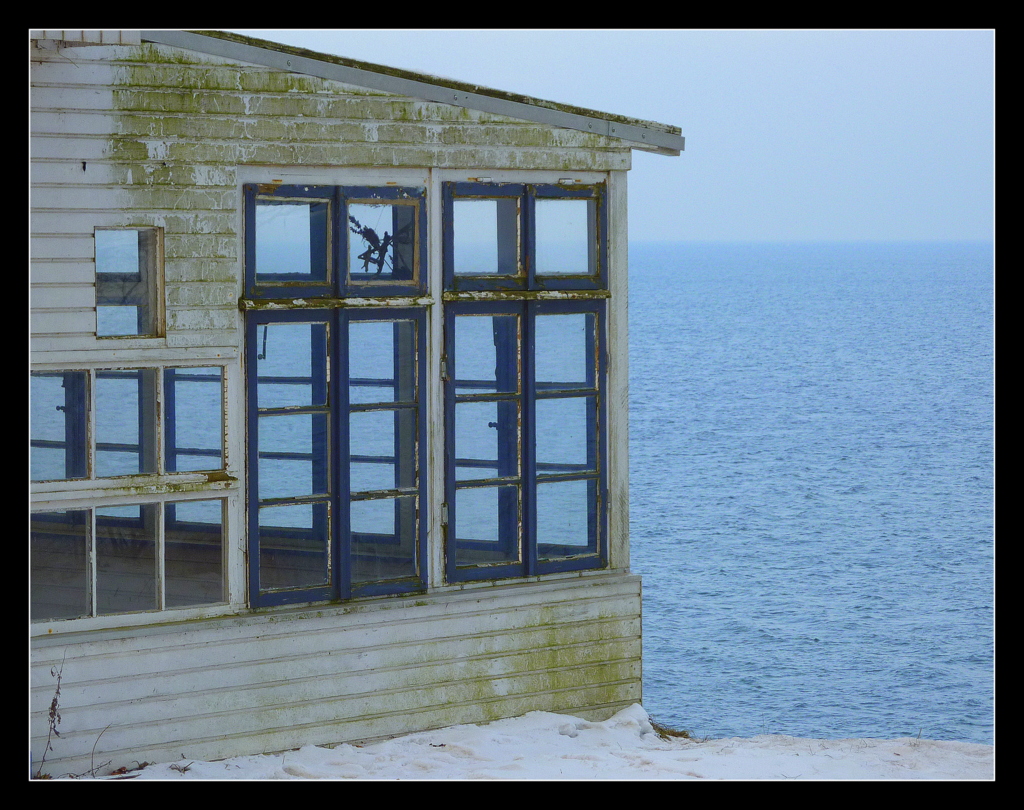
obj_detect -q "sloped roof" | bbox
[139,30,685,156]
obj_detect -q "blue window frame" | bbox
[246,309,427,606]
[443,181,607,292]
[442,181,609,582]
[244,183,426,299]
[244,184,428,607]
[444,300,607,580]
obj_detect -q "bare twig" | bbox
[34,651,66,779]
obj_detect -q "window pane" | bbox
[350,496,418,583]
[31,509,90,621]
[347,203,417,282]
[535,312,596,390]
[258,502,330,590]
[536,479,597,558]
[165,367,223,472]
[455,400,519,481]
[258,413,330,500]
[95,369,157,477]
[255,198,329,283]
[165,500,224,607]
[535,396,597,475]
[535,198,595,276]
[454,314,519,395]
[96,504,158,614]
[349,320,417,404]
[349,409,417,493]
[256,322,329,409]
[454,485,520,565]
[95,228,158,336]
[30,371,87,481]
[453,198,519,276]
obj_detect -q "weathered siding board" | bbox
[31,575,641,776]
[31,34,646,778]
[30,38,630,351]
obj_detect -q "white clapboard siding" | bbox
[31,33,646,779]
[30,575,642,776]
[31,40,630,360]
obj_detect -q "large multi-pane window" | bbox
[243,184,428,607]
[31,500,226,621]
[442,181,608,581]
[30,366,225,482]
[29,366,228,621]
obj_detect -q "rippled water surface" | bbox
[628,241,993,744]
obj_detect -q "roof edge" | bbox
[139,29,684,155]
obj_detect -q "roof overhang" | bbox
[139,30,685,156]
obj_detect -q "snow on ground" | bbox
[129,704,994,780]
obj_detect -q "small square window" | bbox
[95,228,161,337]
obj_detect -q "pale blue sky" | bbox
[230,29,994,243]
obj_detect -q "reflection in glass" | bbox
[535,198,595,276]
[536,479,597,557]
[455,401,519,481]
[256,322,328,409]
[255,198,329,283]
[31,509,90,621]
[349,320,417,404]
[454,314,518,395]
[30,371,87,481]
[453,198,519,275]
[96,504,158,614]
[165,500,224,607]
[349,409,417,493]
[257,413,329,500]
[258,502,330,590]
[347,203,416,282]
[165,368,223,472]
[350,496,418,583]
[454,485,520,566]
[535,396,597,474]
[95,228,158,336]
[535,313,595,390]
[95,369,158,477]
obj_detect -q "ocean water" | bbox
[628,241,994,745]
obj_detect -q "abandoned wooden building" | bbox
[29,29,685,776]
